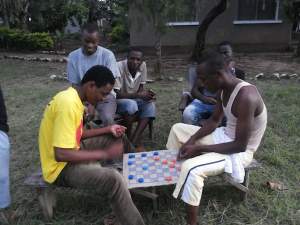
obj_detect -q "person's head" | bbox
[127,47,143,73]
[217,41,233,58]
[197,51,231,93]
[81,23,100,55]
[81,65,115,105]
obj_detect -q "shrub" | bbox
[109,23,129,44]
[0,27,54,50]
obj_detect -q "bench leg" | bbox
[37,187,56,220]
[148,120,153,140]
[242,171,250,201]
[151,187,158,214]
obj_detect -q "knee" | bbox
[141,102,156,118]
[148,102,156,114]
[127,101,138,115]
[181,158,203,174]
[101,114,115,125]
[106,170,126,195]
[119,100,138,115]
[181,160,204,187]
[170,123,183,135]
[181,159,194,174]
[182,107,197,125]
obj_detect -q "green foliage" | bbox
[131,0,189,34]
[283,0,299,22]
[0,27,53,50]
[132,0,170,35]
[87,0,128,23]
[0,0,29,29]
[109,23,129,43]
[28,0,88,33]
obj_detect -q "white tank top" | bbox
[221,81,267,152]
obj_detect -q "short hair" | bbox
[127,47,143,57]
[196,50,211,64]
[81,65,115,87]
[201,51,228,77]
[82,23,99,34]
[217,41,232,48]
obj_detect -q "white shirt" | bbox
[117,60,147,94]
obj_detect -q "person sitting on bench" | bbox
[38,65,145,225]
[166,52,267,225]
[182,64,217,125]
[115,48,156,151]
[180,42,245,126]
[67,23,121,126]
[217,41,245,80]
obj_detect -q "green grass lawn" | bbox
[0,54,299,225]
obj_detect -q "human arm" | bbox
[106,52,121,79]
[67,55,81,85]
[54,147,108,162]
[51,97,124,162]
[179,87,256,159]
[182,95,224,147]
[54,140,124,162]
[191,78,217,105]
[82,124,126,139]
[115,86,155,100]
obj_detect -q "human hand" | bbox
[138,90,155,101]
[105,142,124,159]
[178,144,198,160]
[109,125,126,137]
[177,137,196,160]
[84,103,95,122]
[204,96,217,105]
[148,89,156,96]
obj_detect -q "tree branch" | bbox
[191,0,228,62]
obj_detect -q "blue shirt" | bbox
[67,46,120,85]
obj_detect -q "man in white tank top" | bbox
[166,52,267,225]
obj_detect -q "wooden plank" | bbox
[130,189,158,200]
[223,174,249,193]
[24,172,49,188]
[245,159,262,170]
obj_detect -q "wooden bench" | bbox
[222,159,262,200]
[24,172,158,220]
[24,159,261,220]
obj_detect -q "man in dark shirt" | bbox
[0,85,12,224]
[217,41,245,80]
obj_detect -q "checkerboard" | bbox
[122,149,182,189]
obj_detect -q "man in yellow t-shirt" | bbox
[39,65,145,225]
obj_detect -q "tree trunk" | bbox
[191,0,228,62]
[88,0,97,23]
[296,37,300,57]
[154,33,163,80]
[2,13,10,28]
[0,0,10,28]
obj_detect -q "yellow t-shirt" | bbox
[39,87,84,183]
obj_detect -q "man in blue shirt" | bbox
[67,23,121,125]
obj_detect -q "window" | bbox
[236,0,281,23]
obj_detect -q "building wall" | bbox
[129,0,292,52]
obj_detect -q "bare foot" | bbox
[135,145,146,152]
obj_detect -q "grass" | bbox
[0,53,299,225]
